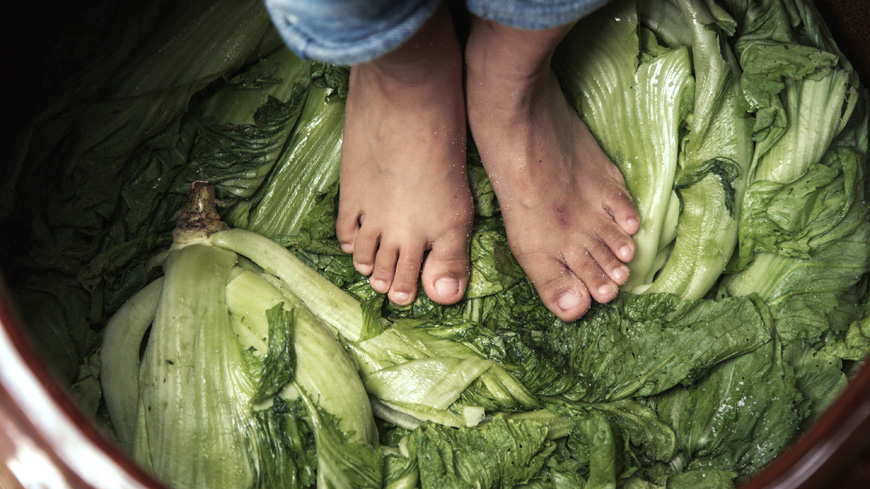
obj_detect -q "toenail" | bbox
[355,262,373,275]
[340,242,354,253]
[612,266,627,282]
[391,291,411,304]
[557,290,582,311]
[434,277,460,297]
[619,245,632,260]
[370,278,388,292]
[597,284,613,297]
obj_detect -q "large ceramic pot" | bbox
[1,0,869,487]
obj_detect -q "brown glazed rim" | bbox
[1,273,869,488]
[0,277,161,489]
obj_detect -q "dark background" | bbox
[0,0,868,161]
[814,0,870,84]
[0,1,98,158]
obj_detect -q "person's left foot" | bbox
[465,18,640,321]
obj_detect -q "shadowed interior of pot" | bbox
[1,0,869,488]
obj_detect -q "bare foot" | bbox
[465,19,640,321]
[335,7,473,306]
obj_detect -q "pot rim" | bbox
[0,276,160,489]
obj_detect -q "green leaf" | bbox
[253,303,296,404]
[666,468,735,489]
[296,387,383,489]
[536,293,771,401]
[655,341,803,482]
[249,397,317,489]
[237,84,345,239]
[590,400,676,466]
[408,415,553,489]
[783,342,846,427]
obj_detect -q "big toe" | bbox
[421,234,469,305]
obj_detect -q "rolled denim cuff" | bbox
[264,0,441,65]
[466,0,610,30]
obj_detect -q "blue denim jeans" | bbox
[264,0,610,65]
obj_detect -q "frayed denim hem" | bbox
[264,0,441,65]
[264,0,610,64]
[467,0,610,30]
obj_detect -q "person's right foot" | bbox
[465,18,640,322]
[335,7,473,307]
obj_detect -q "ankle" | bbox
[350,47,462,111]
[363,6,462,87]
[465,18,573,83]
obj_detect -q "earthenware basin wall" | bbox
[0,1,868,487]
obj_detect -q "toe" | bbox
[421,234,469,305]
[352,225,380,276]
[606,190,641,236]
[389,244,425,306]
[596,222,636,264]
[589,243,630,287]
[564,245,618,304]
[555,289,587,318]
[520,253,592,322]
[369,243,399,294]
[336,203,362,254]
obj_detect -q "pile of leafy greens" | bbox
[1,0,869,487]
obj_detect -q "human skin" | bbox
[335,5,473,307]
[335,7,640,321]
[464,17,640,321]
